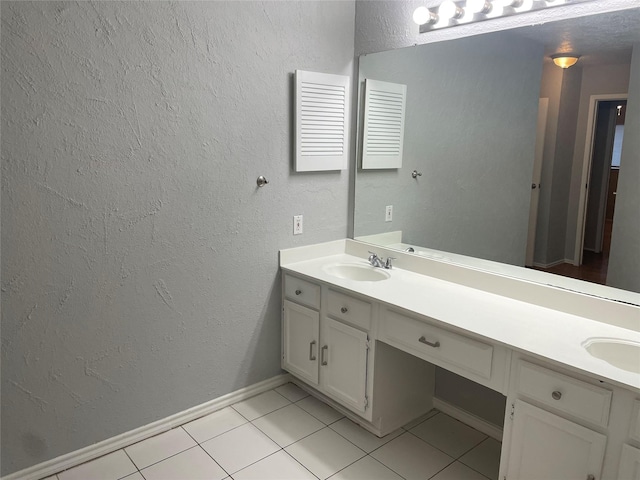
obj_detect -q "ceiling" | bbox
[511,7,640,66]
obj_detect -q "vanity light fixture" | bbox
[414,0,594,32]
[413,6,438,25]
[466,0,493,14]
[551,54,580,68]
[439,0,465,20]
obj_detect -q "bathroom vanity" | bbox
[280,239,640,480]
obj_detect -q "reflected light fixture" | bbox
[552,54,580,68]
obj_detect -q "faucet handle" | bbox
[385,257,396,269]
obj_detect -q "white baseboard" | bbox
[532,258,571,269]
[433,397,503,441]
[3,373,291,480]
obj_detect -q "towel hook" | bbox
[411,170,423,179]
[256,176,269,187]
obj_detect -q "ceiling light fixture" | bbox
[551,54,580,68]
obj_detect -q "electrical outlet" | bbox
[293,215,303,235]
[385,205,393,222]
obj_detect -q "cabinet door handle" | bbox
[321,345,328,366]
[295,289,302,295]
[586,475,595,480]
[419,336,440,348]
[552,390,562,400]
[340,307,348,314]
[309,340,317,361]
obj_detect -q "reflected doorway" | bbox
[536,100,626,285]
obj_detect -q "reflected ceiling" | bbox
[512,8,640,66]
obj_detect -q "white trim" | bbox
[573,93,627,266]
[2,374,291,480]
[433,397,503,441]
[531,258,572,269]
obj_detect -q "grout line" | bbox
[293,398,345,426]
[131,444,201,474]
[457,438,498,480]
[231,398,292,422]
[403,409,441,431]
[279,449,321,479]
[327,449,368,480]
[405,430,459,460]
[198,443,234,479]
[425,458,457,480]
[325,419,393,455]
[120,448,140,477]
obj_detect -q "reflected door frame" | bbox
[526,97,549,267]
[574,93,628,266]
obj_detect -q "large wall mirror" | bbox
[353,8,640,303]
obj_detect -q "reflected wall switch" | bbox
[293,215,303,235]
[385,205,393,222]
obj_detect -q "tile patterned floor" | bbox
[46,383,501,480]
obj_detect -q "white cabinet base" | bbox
[505,400,606,480]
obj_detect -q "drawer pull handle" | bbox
[552,390,562,400]
[295,289,302,295]
[321,345,328,366]
[309,340,317,361]
[340,307,348,314]
[586,475,595,480]
[419,336,440,348]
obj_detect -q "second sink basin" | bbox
[323,263,390,282]
[582,337,640,373]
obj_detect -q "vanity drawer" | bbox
[516,361,612,427]
[381,309,494,381]
[284,274,320,310]
[327,289,371,331]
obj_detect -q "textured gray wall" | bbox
[535,64,563,265]
[608,45,640,292]
[355,32,543,266]
[545,67,583,263]
[1,1,354,475]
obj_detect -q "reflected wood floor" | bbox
[532,220,612,286]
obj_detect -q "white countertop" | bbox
[281,241,640,393]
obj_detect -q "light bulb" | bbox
[439,0,464,19]
[466,0,492,14]
[513,0,533,11]
[413,6,437,25]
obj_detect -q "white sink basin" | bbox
[582,338,640,373]
[323,263,390,282]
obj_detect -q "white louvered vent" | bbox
[295,70,350,172]
[362,79,407,169]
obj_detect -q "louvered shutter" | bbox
[362,79,406,169]
[295,70,350,172]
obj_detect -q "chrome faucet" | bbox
[368,252,394,269]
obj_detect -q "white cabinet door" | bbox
[619,444,640,480]
[283,300,319,385]
[320,317,369,413]
[506,400,606,480]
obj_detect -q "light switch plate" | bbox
[385,205,393,222]
[293,215,303,235]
